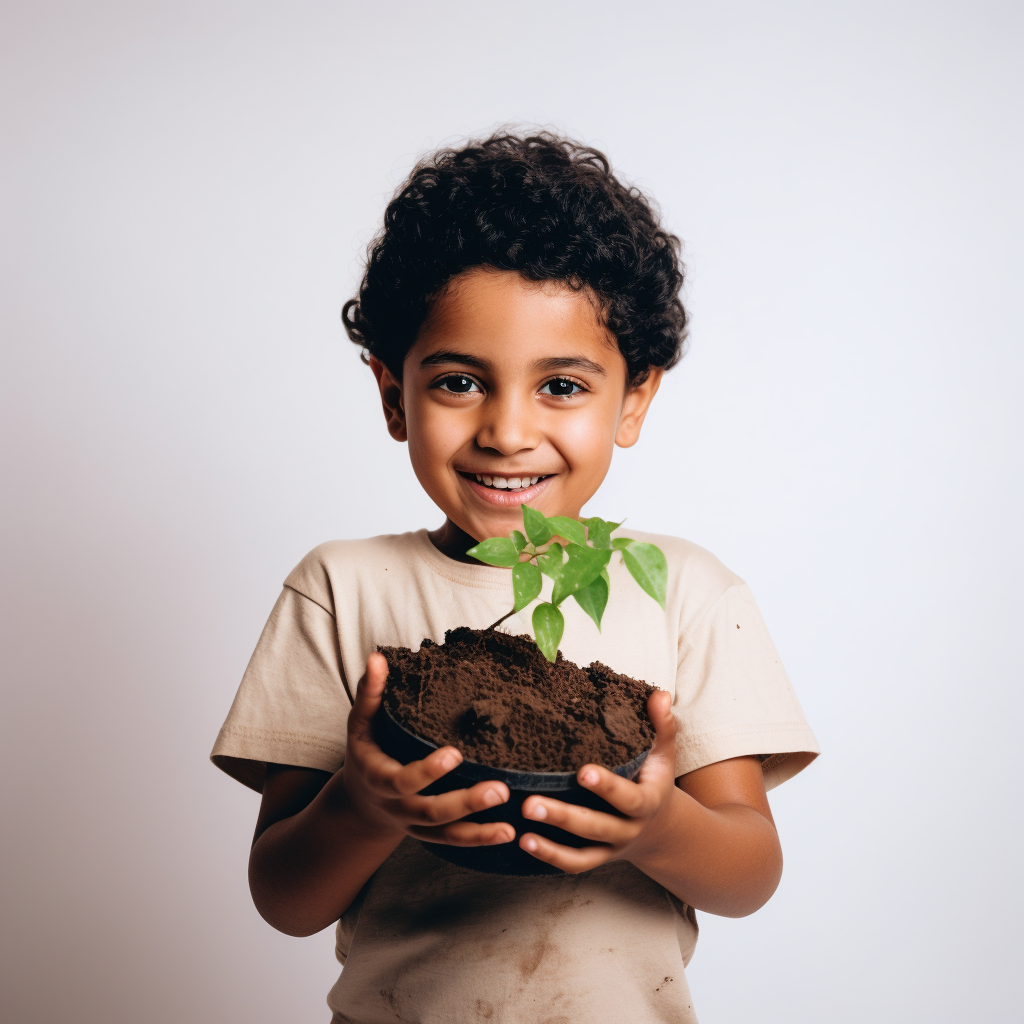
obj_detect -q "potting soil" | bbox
[379,627,655,772]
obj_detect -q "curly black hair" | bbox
[342,131,687,385]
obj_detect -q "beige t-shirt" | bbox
[212,530,819,1024]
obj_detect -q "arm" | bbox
[517,690,783,918]
[248,653,514,937]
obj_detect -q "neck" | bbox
[428,519,483,563]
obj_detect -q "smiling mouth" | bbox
[460,472,552,492]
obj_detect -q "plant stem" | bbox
[486,607,517,631]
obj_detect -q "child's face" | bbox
[372,268,661,545]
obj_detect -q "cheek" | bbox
[554,404,618,474]
[405,397,472,478]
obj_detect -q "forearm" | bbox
[249,777,402,937]
[628,788,783,917]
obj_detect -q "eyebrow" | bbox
[419,350,490,370]
[534,356,607,377]
[419,351,607,376]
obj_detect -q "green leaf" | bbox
[522,505,552,546]
[512,560,543,612]
[611,536,635,551]
[545,516,587,548]
[572,573,609,630]
[583,516,620,550]
[510,530,528,553]
[621,541,668,609]
[532,602,564,662]
[551,543,612,605]
[466,536,519,567]
[536,542,564,579]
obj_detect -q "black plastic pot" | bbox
[374,702,650,876]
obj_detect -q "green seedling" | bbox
[467,505,667,662]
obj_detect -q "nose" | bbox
[474,390,540,455]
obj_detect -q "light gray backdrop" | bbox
[2,1,1021,1021]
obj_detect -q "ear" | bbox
[369,356,408,442]
[615,367,663,449]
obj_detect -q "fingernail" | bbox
[581,769,599,786]
[441,752,459,771]
[528,802,547,820]
[522,836,538,852]
[484,788,502,807]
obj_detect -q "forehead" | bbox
[409,268,621,370]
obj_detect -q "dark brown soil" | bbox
[379,627,655,772]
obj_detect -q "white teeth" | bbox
[472,473,545,489]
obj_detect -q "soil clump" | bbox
[379,627,655,772]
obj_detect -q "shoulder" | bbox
[618,529,744,593]
[611,529,748,633]
[283,532,428,612]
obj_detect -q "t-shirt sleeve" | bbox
[210,584,352,792]
[673,583,819,790]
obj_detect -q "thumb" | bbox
[350,651,389,729]
[642,688,677,778]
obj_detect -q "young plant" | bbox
[467,505,667,662]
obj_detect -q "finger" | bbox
[362,744,462,796]
[348,652,390,740]
[521,794,638,845]
[348,651,466,795]
[408,820,516,847]
[391,745,467,796]
[644,688,678,766]
[400,780,510,823]
[620,688,678,790]
[575,764,653,818]
[518,832,615,873]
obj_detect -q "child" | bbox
[212,131,819,1024]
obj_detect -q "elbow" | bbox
[247,852,342,938]
[723,882,780,918]
[722,848,784,919]
[261,914,327,939]
[249,892,321,937]
[248,877,339,938]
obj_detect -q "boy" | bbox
[212,132,818,1023]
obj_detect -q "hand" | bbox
[518,688,679,873]
[337,652,515,847]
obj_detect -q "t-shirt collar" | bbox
[410,529,513,591]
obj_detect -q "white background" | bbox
[2,2,1021,1021]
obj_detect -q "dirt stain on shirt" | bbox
[518,933,556,979]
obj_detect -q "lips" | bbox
[458,471,555,507]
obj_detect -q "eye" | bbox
[539,377,584,397]
[436,375,482,394]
